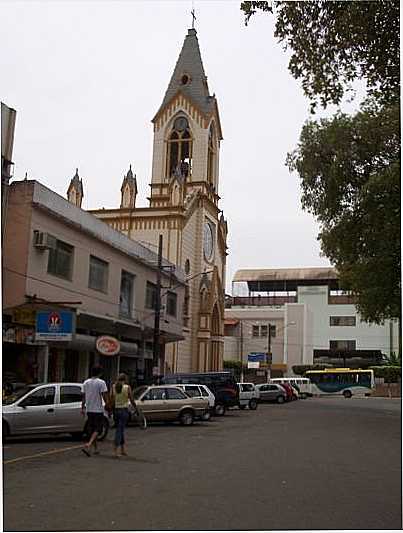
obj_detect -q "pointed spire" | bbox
[154,28,216,119]
[120,164,138,208]
[67,168,84,207]
[127,164,134,179]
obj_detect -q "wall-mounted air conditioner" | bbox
[33,231,54,250]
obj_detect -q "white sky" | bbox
[1,1,363,292]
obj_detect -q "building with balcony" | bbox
[2,179,185,387]
[224,268,398,376]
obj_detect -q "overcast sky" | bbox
[1,1,363,292]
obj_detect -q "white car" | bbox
[176,384,215,420]
[237,383,259,410]
[2,382,109,440]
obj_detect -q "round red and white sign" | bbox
[96,336,120,356]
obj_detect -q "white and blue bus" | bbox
[305,368,375,398]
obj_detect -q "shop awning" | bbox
[69,334,143,358]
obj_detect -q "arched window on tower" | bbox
[207,123,216,186]
[166,116,193,180]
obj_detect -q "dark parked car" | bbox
[161,371,239,416]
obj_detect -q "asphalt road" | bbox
[3,397,402,531]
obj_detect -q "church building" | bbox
[70,27,228,374]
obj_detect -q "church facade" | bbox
[76,28,228,374]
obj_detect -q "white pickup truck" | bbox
[237,382,259,410]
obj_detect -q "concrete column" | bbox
[37,345,49,383]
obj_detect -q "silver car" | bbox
[132,384,209,425]
[2,382,109,440]
[255,383,287,404]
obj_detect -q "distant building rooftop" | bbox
[233,267,340,292]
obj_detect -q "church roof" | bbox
[154,28,217,119]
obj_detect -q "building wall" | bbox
[284,304,309,371]
[224,308,287,365]
[297,286,398,355]
[3,181,185,339]
[3,181,34,309]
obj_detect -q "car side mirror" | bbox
[19,401,28,409]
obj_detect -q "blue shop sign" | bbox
[36,311,74,341]
[248,353,267,363]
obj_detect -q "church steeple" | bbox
[151,28,223,201]
[120,164,138,209]
[155,28,216,121]
[67,168,84,207]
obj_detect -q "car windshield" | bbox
[132,386,148,400]
[2,385,37,405]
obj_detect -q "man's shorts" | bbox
[86,412,104,434]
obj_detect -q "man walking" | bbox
[81,365,110,456]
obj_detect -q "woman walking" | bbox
[110,373,136,458]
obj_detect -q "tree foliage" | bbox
[240,1,399,111]
[241,1,401,327]
[369,366,401,383]
[287,99,400,323]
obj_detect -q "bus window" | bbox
[358,373,371,386]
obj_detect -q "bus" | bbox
[269,377,312,398]
[305,368,375,398]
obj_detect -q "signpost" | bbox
[36,311,74,341]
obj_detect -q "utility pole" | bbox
[240,320,244,383]
[152,234,163,382]
[266,324,273,382]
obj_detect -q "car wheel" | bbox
[277,395,285,404]
[343,390,352,399]
[179,410,194,426]
[300,393,307,399]
[214,404,226,416]
[201,411,211,421]
[249,399,258,410]
[2,421,10,442]
[133,409,147,429]
[239,404,247,410]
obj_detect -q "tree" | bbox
[287,99,400,323]
[241,1,401,329]
[240,1,399,111]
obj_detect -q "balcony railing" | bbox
[227,296,297,308]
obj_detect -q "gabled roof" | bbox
[153,28,218,123]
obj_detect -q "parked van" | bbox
[269,377,312,398]
[238,383,259,410]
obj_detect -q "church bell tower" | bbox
[149,27,227,373]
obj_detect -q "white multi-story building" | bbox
[224,268,399,377]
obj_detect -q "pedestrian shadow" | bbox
[95,455,160,464]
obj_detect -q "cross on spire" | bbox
[191,7,196,29]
